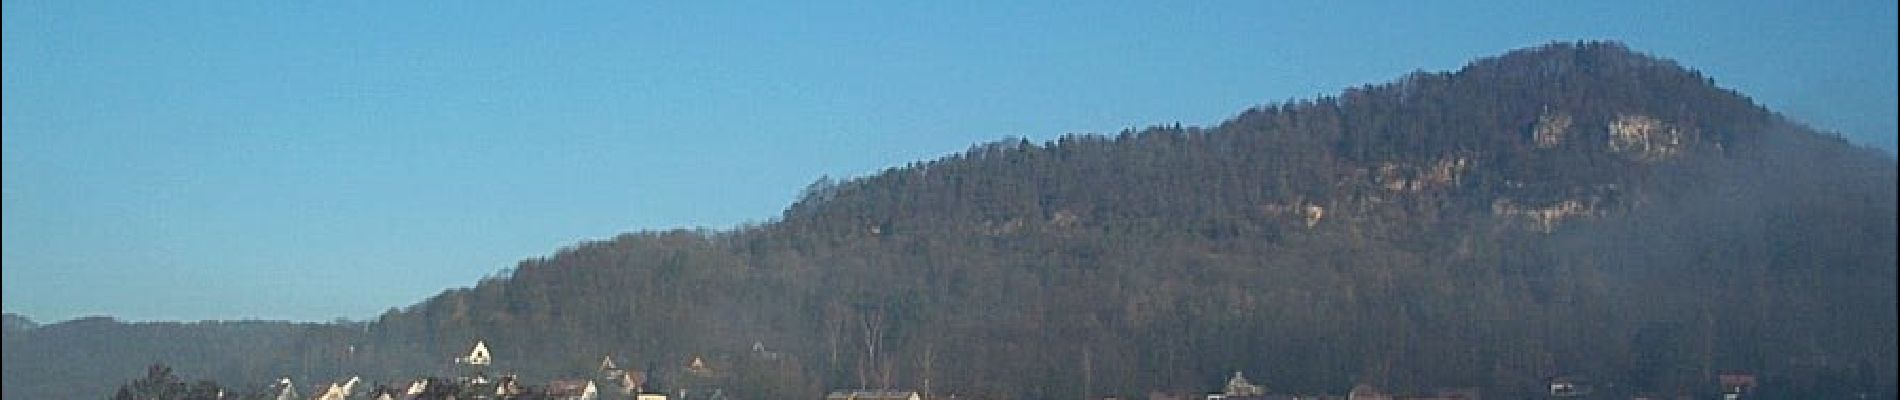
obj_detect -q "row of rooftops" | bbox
[265,341,1774,400]
[1152,370,1764,400]
[264,340,695,400]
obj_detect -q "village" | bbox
[254,341,1763,400]
[260,340,931,400]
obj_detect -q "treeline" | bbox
[4,41,1894,400]
[110,364,237,400]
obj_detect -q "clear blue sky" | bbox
[5,1,1894,323]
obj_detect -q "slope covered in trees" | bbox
[6,41,1895,399]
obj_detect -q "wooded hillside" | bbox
[7,41,1894,400]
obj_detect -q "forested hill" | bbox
[7,41,1895,400]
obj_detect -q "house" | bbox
[1546,376,1591,398]
[752,341,782,360]
[548,379,600,400]
[495,374,526,398]
[626,370,650,391]
[460,372,492,387]
[458,340,493,366]
[608,368,649,396]
[366,384,402,400]
[824,390,923,400]
[403,378,430,397]
[599,355,649,395]
[1717,371,1757,399]
[313,376,361,400]
[1224,371,1267,397]
[601,356,623,380]
[270,377,299,400]
[1348,384,1392,400]
[687,356,714,376]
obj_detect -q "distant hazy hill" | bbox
[6,41,1893,400]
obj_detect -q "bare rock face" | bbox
[1259,201,1326,228]
[1492,198,1600,233]
[1293,204,1325,228]
[1372,155,1472,193]
[1608,113,1691,161]
[1534,109,1573,149]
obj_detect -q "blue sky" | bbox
[4,1,1894,323]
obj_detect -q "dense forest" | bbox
[5,41,1895,399]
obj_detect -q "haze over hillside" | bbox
[5,42,1895,399]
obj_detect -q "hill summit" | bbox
[7,41,1895,400]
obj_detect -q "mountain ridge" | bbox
[6,41,1894,400]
